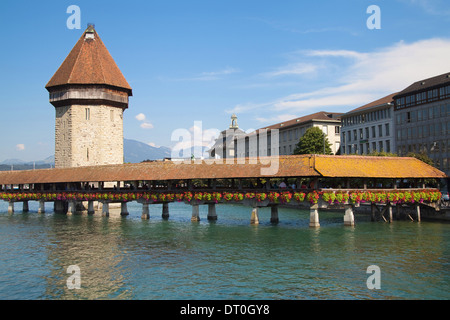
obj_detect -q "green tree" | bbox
[293,127,332,155]
[368,151,398,157]
[406,152,434,166]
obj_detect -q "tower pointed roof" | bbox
[46,25,132,95]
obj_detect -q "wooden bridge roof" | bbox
[313,155,445,178]
[0,155,445,185]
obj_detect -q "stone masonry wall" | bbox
[55,104,124,168]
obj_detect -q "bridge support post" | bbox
[38,200,45,214]
[344,205,354,226]
[191,203,200,222]
[102,202,109,217]
[416,204,421,222]
[387,203,393,223]
[87,201,95,215]
[250,206,259,225]
[23,201,29,213]
[141,203,150,220]
[8,201,14,214]
[207,203,217,221]
[270,205,279,224]
[120,202,129,216]
[67,201,76,215]
[162,203,169,220]
[371,203,376,222]
[309,204,320,228]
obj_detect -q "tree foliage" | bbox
[293,127,332,155]
[406,152,434,166]
[367,151,398,157]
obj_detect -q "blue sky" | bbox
[1,0,450,161]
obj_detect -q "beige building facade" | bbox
[230,111,342,158]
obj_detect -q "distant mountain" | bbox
[170,146,211,160]
[124,138,171,163]
[0,158,27,165]
[0,139,173,171]
[34,155,55,165]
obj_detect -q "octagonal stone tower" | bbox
[46,25,132,168]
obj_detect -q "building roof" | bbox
[394,72,450,98]
[343,92,397,116]
[45,25,132,94]
[260,111,342,132]
[0,155,445,185]
[314,155,445,178]
[209,127,247,150]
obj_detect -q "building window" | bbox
[378,125,383,137]
[372,126,376,138]
[335,126,340,135]
[385,123,390,136]
[85,108,90,120]
[365,127,369,139]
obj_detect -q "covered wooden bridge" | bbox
[0,155,446,227]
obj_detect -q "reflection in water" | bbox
[42,215,132,299]
[0,200,449,300]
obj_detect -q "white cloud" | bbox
[16,144,25,151]
[200,67,239,77]
[136,113,153,129]
[255,114,299,124]
[261,63,319,77]
[304,49,365,60]
[140,122,154,129]
[233,38,450,118]
[161,67,239,82]
[135,113,146,121]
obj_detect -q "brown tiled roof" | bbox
[344,92,396,115]
[314,155,446,179]
[45,26,132,94]
[0,155,445,185]
[0,156,317,184]
[260,112,342,131]
[394,72,450,98]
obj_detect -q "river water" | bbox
[0,201,448,300]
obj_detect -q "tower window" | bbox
[85,108,90,120]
